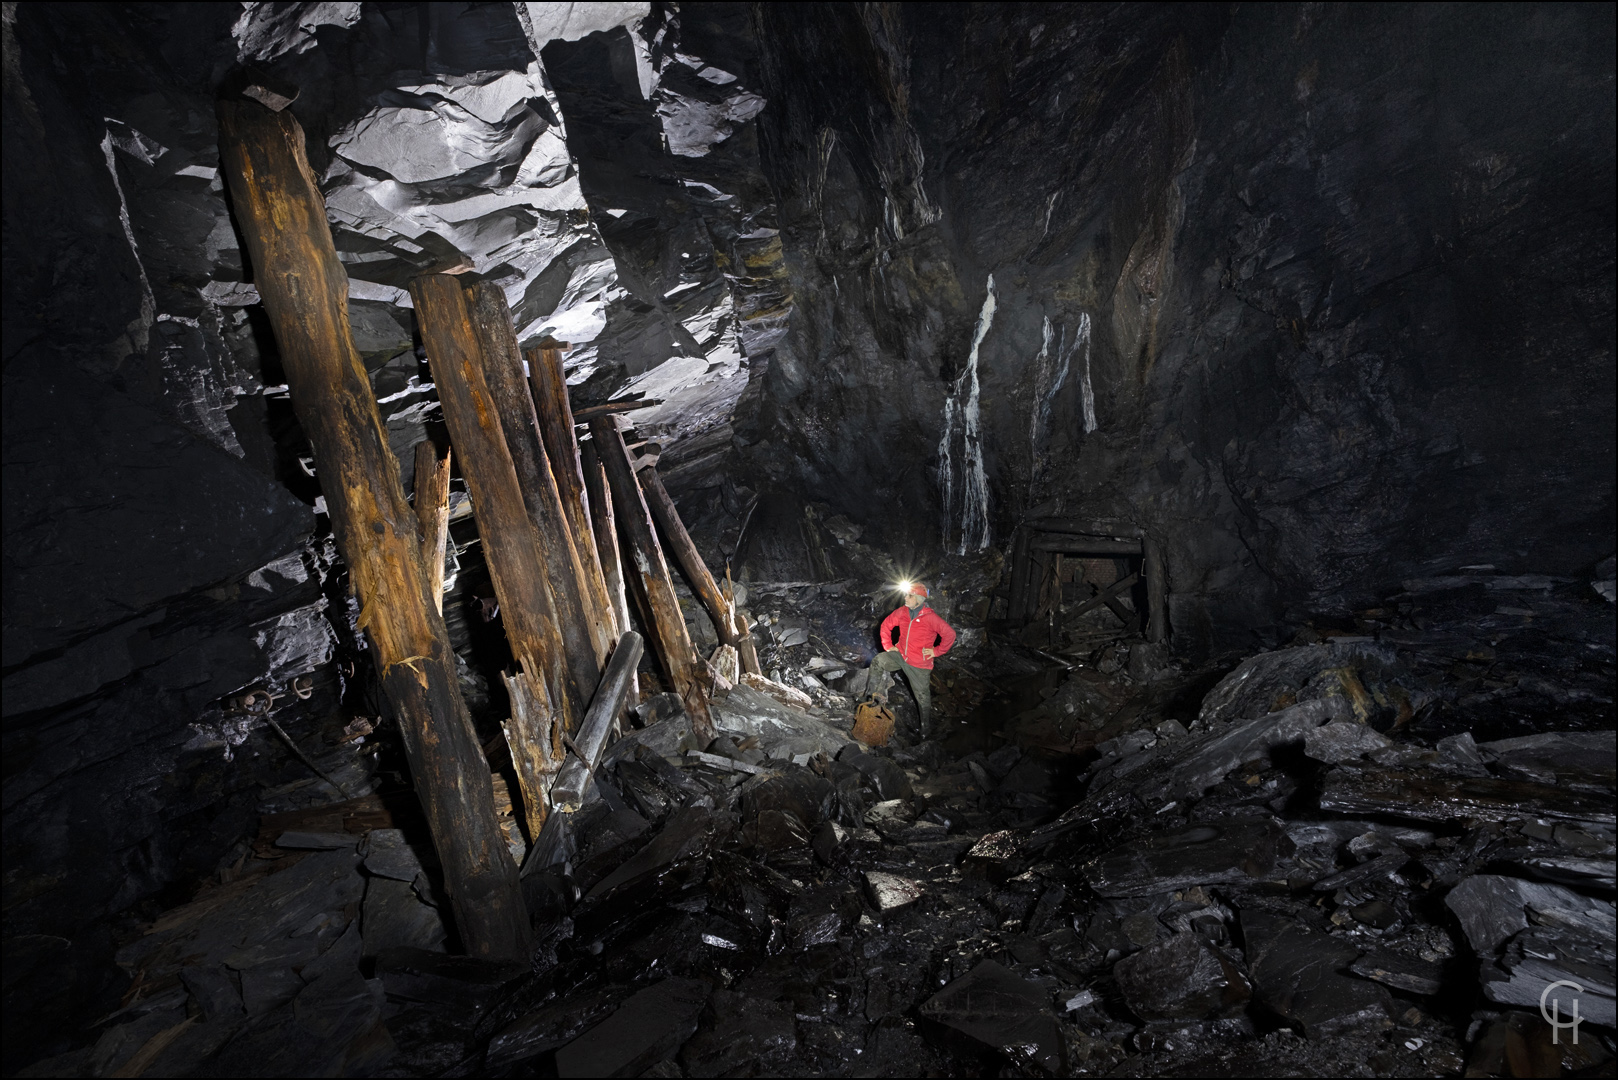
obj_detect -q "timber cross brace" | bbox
[1004,520,1169,648]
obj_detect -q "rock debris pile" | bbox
[29,566,1610,1078]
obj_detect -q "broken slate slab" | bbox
[919,959,1063,1075]
[1241,909,1393,1039]
[1145,696,1349,801]
[864,871,923,912]
[1444,874,1616,954]
[554,977,710,1078]
[1479,731,1617,790]
[1303,720,1393,764]
[1482,926,1617,1027]
[586,806,721,901]
[1319,769,1615,825]
[1113,932,1251,1022]
[487,987,624,1070]
[1348,950,1444,996]
[1085,819,1287,898]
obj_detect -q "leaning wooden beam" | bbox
[410,274,583,838]
[467,283,609,677]
[525,338,618,642]
[636,463,750,660]
[413,442,452,614]
[590,417,717,746]
[1144,536,1167,644]
[217,97,527,962]
[549,630,645,811]
[571,398,663,422]
[580,440,634,643]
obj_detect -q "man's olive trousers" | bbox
[864,650,932,731]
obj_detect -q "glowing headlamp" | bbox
[896,580,913,593]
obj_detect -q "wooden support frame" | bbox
[467,283,608,676]
[410,274,584,839]
[218,97,527,961]
[589,418,717,746]
[1007,524,1169,642]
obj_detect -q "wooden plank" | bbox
[525,339,618,642]
[410,274,583,835]
[637,464,742,652]
[413,442,452,614]
[590,418,716,746]
[217,97,527,962]
[1027,518,1143,538]
[1144,536,1167,644]
[468,283,608,677]
[1030,536,1143,555]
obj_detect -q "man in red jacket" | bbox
[862,582,956,737]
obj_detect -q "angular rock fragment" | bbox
[276,830,357,851]
[1113,931,1251,1021]
[679,991,796,1075]
[1242,910,1393,1038]
[1348,950,1444,996]
[864,871,923,911]
[1482,926,1617,1027]
[1144,697,1349,801]
[919,959,1063,1074]
[1320,769,1615,825]
[372,947,524,1008]
[487,988,624,1070]
[586,806,724,900]
[1444,874,1616,954]
[1085,819,1286,897]
[1303,719,1393,764]
[1479,731,1617,791]
[554,978,710,1078]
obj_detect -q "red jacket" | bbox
[879,605,956,670]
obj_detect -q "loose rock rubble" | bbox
[18,568,1614,1077]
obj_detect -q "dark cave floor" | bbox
[12,566,1617,1078]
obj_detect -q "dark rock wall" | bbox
[731,2,1615,653]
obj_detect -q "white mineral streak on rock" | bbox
[1029,316,1073,494]
[1077,311,1097,433]
[940,275,996,554]
[231,2,362,63]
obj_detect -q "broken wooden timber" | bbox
[590,417,717,746]
[410,274,583,837]
[636,463,748,658]
[467,282,609,677]
[571,399,663,423]
[413,442,452,614]
[525,338,618,642]
[217,97,527,962]
[549,631,645,812]
[579,439,635,644]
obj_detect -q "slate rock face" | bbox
[727,3,1614,646]
[1113,932,1252,1023]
